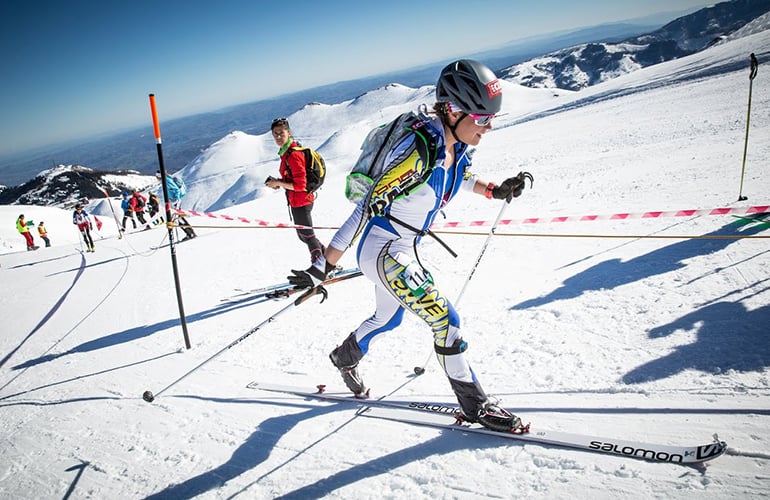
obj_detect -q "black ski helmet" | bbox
[436,59,502,115]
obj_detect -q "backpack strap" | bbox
[282,146,302,181]
[385,213,457,258]
[368,115,407,177]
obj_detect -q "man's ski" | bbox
[246,382,727,465]
[222,268,362,303]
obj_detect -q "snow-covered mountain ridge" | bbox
[504,0,770,90]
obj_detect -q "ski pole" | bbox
[142,285,326,403]
[412,172,534,376]
[738,53,758,201]
[101,187,124,239]
[412,199,510,375]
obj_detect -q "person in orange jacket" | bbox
[37,221,51,247]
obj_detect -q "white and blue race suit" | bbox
[329,115,487,400]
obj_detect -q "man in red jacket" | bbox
[265,117,324,263]
[129,191,150,228]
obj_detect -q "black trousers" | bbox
[290,204,323,263]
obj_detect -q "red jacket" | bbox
[280,142,315,208]
[130,193,147,212]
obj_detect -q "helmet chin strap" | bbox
[448,112,468,143]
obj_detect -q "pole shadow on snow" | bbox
[10,290,276,371]
[623,300,770,384]
[510,219,769,311]
[0,351,176,402]
[5,252,74,269]
[0,253,86,369]
[143,397,505,499]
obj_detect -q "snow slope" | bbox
[1,25,769,499]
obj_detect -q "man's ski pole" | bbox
[738,53,758,201]
[142,285,326,403]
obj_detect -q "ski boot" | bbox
[470,400,522,432]
[329,333,368,398]
[451,379,522,432]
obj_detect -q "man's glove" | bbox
[491,171,534,202]
[288,257,334,289]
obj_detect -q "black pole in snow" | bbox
[149,94,192,350]
[738,53,759,202]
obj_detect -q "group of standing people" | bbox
[13,177,194,254]
[119,176,196,241]
[15,207,96,253]
[121,191,150,231]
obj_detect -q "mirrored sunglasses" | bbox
[446,102,494,126]
[468,112,495,126]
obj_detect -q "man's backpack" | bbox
[134,195,145,209]
[289,146,326,193]
[344,111,438,204]
[172,176,187,197]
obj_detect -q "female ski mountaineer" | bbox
[288,59,533,432]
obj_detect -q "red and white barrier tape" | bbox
[174,205,770,231]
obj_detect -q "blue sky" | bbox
[0,0,715,157]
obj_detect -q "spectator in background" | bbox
[130,191,149,228]
[148,192,162,224]
[156,171,196,241]
[121,192,137,231]
[265,117,324,263]
[37,221,51,247]
[16,214,38,251]
[72,204,95,252]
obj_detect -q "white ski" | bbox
[246,382,727,465]
[223,268,362,303]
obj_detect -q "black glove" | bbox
[492,171,534,202]
[288,259,334,289]
[265,176,277,184]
